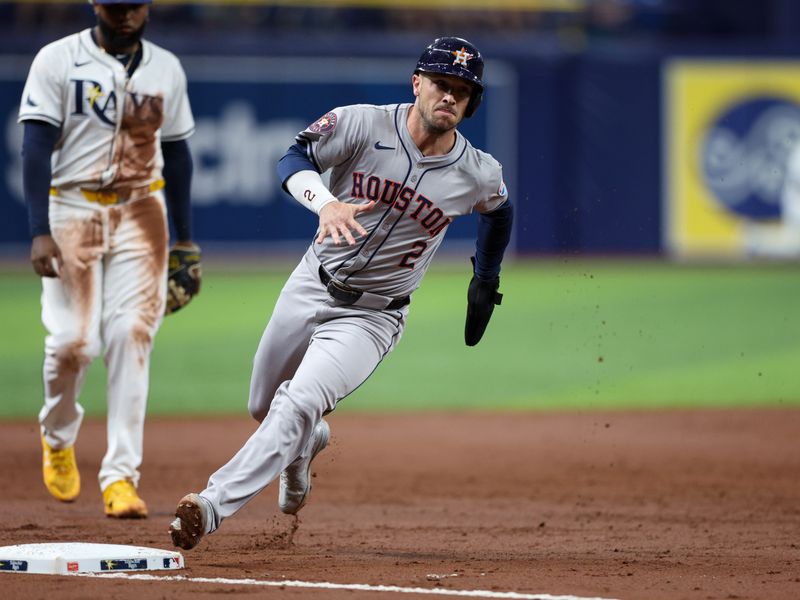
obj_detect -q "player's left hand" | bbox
[165,242,202,315]
[317,200,376,246]
[464,258,503,346]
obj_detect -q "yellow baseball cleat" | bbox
[103,480,148,519]
[41,435,80,502]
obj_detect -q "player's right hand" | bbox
[31,234,63,278]
[317,200,376,246]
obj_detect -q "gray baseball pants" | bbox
[199,249,408,531]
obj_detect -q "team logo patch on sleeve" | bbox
[498,180,508,197]
[308,111,338,134]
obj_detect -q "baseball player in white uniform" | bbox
[19,0,196,518]
[170,37,513,549]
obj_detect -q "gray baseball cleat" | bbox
[169,493,210,550]
[279,419,330,514]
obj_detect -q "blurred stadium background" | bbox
[1,0,799,417]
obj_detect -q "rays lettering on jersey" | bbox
[71,79,119,125]
[351,172,452,237]
[71,79,162,128]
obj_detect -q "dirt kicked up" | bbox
[1,409,798,600]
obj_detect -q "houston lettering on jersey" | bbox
[351,172,452,237]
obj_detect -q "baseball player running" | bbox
[169,37,513,549]
[19,0,198,518]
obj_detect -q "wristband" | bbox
[285,170,337,215]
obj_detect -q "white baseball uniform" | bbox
[198,102,508,530]
[18,28,194,491]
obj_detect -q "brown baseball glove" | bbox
[165,243,202,315]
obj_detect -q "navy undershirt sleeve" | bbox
[22,120,60,238]
[277,142,319,193]
[161,139,193,241]
[473,201,514,280]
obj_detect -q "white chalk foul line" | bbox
[72,572,619,600]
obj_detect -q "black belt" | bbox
[318,265,410,310]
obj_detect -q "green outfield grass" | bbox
[1,258,799,419]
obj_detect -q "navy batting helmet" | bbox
[415,37,484,118]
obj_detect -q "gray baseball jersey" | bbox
[301,103,508,297]
[194,101,508,533]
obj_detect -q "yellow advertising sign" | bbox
[664,60,800,258]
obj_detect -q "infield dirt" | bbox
[1,409,798,599]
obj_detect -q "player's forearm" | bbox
[278,142,321,189]
[284,169,338,215]
[22,120,59,238]
[474,201,513,279]
[161,139,194,241]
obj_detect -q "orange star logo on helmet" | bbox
[451,47,474,67]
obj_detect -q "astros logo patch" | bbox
[309,111,338,134]
[452,47,473,67]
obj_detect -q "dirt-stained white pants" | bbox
[39,190,168,491]
[199,249,408,532]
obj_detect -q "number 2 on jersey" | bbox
[399,241,427,269]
